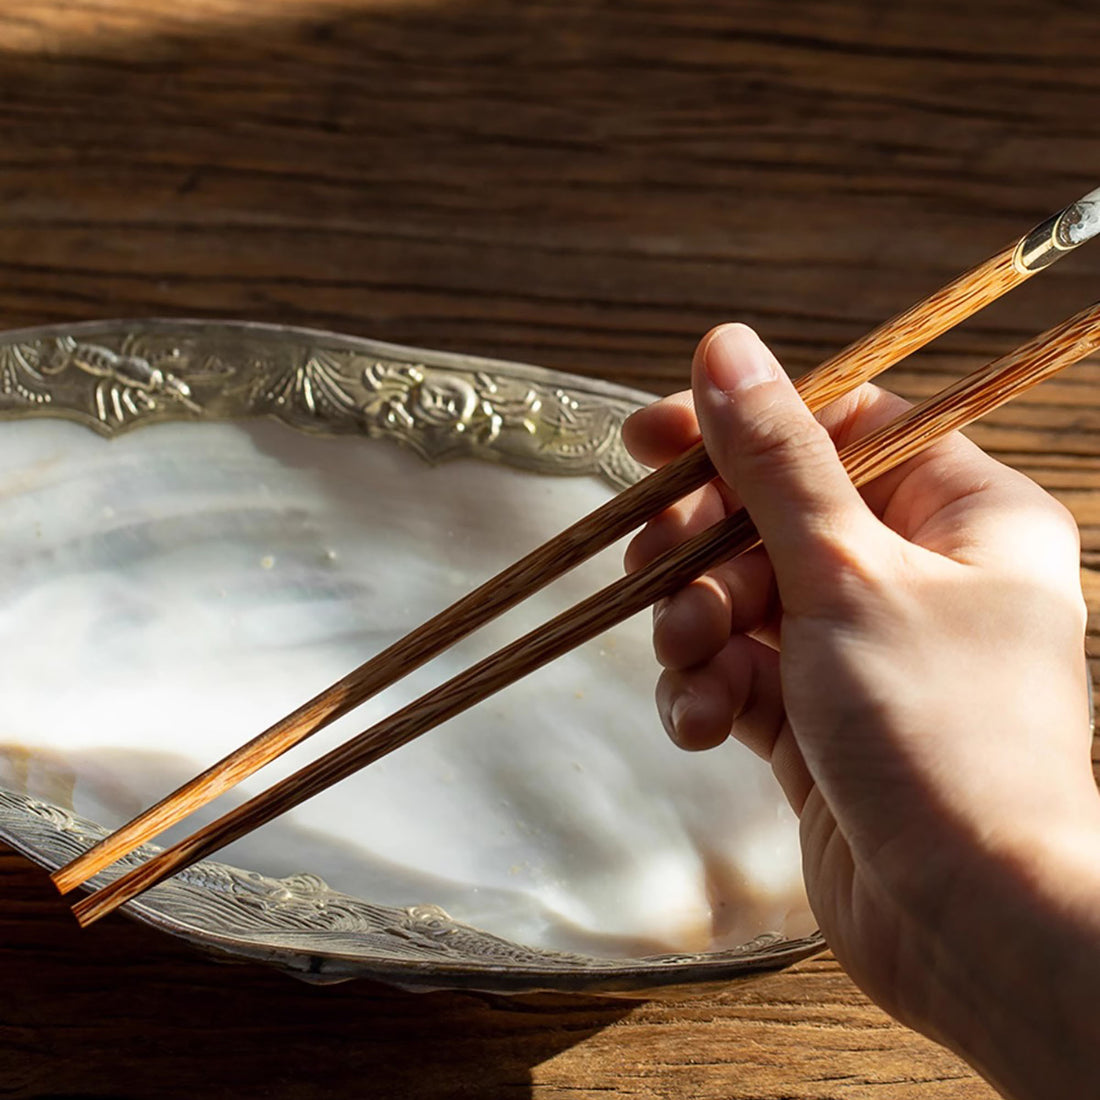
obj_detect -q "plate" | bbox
[0,320,822,993]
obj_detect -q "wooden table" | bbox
[3,2,1098,1096]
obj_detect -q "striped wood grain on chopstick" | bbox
[52,187,1100,894]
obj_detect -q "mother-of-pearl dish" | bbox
[0,320,821,993]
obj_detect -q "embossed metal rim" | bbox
[0,319,826,994]
[0,317,655,489]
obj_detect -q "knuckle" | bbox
[735,405,835,481]
[1045,495,1082,550]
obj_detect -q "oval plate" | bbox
[0,319,823,993]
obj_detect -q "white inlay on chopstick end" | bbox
[1059,187,1100,246]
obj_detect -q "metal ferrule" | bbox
[1014,187,1100,273]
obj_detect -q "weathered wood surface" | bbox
[2,0,1097,1096]
[0,853,988,1100]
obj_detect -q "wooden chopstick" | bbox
[52,188,1100,897]
[71,298,1100,927]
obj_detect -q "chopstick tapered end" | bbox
[51,862,89,895]
[51,788,215,895]
[69,821,224,927]
[71,867,149,927]
[52,835,129,894]
[71,894,108,927]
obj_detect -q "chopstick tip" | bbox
[50,865,81,894]
[71,894,106,927]
[71,881,134,926]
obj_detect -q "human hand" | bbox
[623,324,1100,1099]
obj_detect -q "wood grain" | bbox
[0,850,994,1100]
[1,0,1097,1096]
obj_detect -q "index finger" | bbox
[621,390,699,469]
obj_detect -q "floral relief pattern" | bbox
[0,320,647,488]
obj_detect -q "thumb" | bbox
[692,324,884,614]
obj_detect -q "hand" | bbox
[623,324,1100,1100]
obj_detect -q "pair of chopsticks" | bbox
[55,186,1100,927]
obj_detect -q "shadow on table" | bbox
[0,848,633,1099]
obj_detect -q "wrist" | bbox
[921,804,1100,1100]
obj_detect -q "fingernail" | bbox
[670,692,694,742]
[703,324,779,393]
